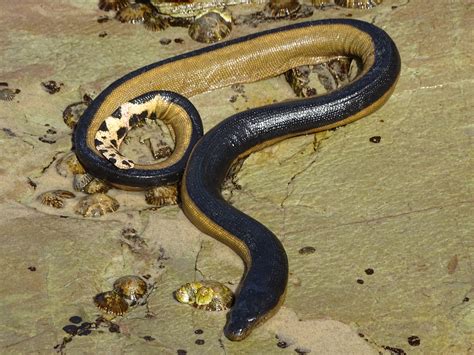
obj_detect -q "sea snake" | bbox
[74,18,400,340]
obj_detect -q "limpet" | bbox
[40,80,63,94]
[144,185,178,207]
[81,178,111,194]
[0,88,20,101]
[72,173,95,191]
[334,0,382,9]
[74,193,119,217]
[188,10,232,44]
[174,281,234,311]
[55,152,85,177]
[113,275,148,306]
[284,65,318,98]
[62,100,89,129]
[98,0,130,12]
[143,13,169,31]
[73,174,111,194]
[116,3,152,24]
[143,137,173,161]
[37,190,75,209]
[93,291,129,316]
[285,58,356,98]
[263,0,301,18]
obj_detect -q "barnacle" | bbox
[98,0,130,12]
[334,0,382,9]
[37,190,76,209]
[174,281,234,311]
[82,179,111,194]
[93,291,129,315]
[116,3,152,24]
[284,65,318,98]
[174,282,201,304]
[55,152,85,177]
[62,101,89,129]
[263,0,301,18]
[0,88,20,101]
[73,174,111,194]
[113,275,148,306]
[285,58,356,98]
[72,173,95,191]
[188,10,232,44]
[143,13,169,31]
[144,185,178,207]
[74,193,119,217]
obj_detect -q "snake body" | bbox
[74,19,400,340]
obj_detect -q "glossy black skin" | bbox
[74,19,401,340]
[184,20,400,340]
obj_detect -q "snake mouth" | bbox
[223,309,260,341]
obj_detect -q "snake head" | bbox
[223,289,279,341]
[224,308,258,341]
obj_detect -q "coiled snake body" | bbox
[74,19,400,340]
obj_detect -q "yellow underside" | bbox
[86,23,376,172]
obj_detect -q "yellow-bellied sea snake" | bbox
[74,18,401,340]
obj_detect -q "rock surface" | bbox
[0,0,472,354]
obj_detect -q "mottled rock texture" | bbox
[0,0,472,354]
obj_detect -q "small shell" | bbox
[98,0,130,12]
[78,176,111,194]
[93,291,129,315]
[62,101,89,129]
[56,152,85,177]
[174,282,202,304]
[334,0,382,9]
[37,190,76,209]
[263,0,301,18]
[74,193,119,217]
[116,3,152,24]
[188,10,232,44]
[72,173,95,191]
[145,185,178,207]
[313,57,356,92]
[0,88,20,101]
[113,276,148,305]
[143,137,173,161]
[174,281,233,311]
[143,13,169,31]
[284,65,318,98]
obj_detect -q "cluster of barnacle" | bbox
[97,0,382,43]
[98,0,232,43]
[92,277,233,317]
[285,57,358,98]
[94,275,149,316]
[36,95,178,216]
[36,150,119,217]
[174,280,234,311]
